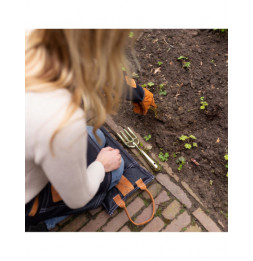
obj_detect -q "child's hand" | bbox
[96,147,122,172]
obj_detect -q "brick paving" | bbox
[50,117,225,232]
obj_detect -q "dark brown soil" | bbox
[112,29,228,230]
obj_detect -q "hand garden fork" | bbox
[117,127,160,171]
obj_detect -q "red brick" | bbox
[89,206,103,216]
[103,197,144,232]
[162,212,191,232]
[59,213,89,232]
[119,226,131,232]
[80,210,115,232]
[193,208,221,232]
[135,190,170,223]
[141,217,164,232]
[143,182,162,199]
[156,173,192,208]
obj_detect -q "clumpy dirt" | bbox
[112,29,228,229]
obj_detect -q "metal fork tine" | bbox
[123,129,134,141]
[120,130,130,142]
[127,127,137,139]
[117,133,127,145]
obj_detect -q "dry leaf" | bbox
[169,61,173,65]
[154,67,161,74]
[216,138,220,143]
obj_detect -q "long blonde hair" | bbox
[25,29,137,152]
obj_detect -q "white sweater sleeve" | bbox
[27,90,106,209]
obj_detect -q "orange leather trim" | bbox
[113,178,155,226]
[125,76,137,88]
[28,196,39,216]
[115,175,135,196]
[51,185,62,203]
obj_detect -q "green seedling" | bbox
[224,154,228,177]
[144,134,151,141]
[176,156,186,171]
[157,61,163,66]
[172,153,177,158]
[141,84,147,88]
[210,180,213,185]
[189,135,196,140]
[129,31,134,38]
[184,143,192,149]
[177,56,188,60]
[193,142,198,147]
[147,82,155,87]
[158,151,169,162]
[179,135,189,141]
[200,97,208,110]
[159,84,167,96]
[183,62,191,68]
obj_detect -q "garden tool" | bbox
[116,127,160,171]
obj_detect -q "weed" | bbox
[143,198,150,207]
[144,134,151,141]
[209,180,213,185]
[129,31,134,38]
[200,96,208,110]
[155,207,163,217]
[189,135,196,140]
[183,62,191,68]
[132,72,139,78]
[141,84,147,88]
[184,143,192,149]
[159,84,167,96]
[180,209,185,214]
[172,153,177,158]
[157,61,163,66]
[179,135,189,141]
[176,156,186,171]
[224,154,228,177]
[177,56,188,60]
[158,151,169,162]
[182,227,187,232]
[147,82,155,87]
[193,142,198,147]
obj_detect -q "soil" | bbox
[112,29,228,230]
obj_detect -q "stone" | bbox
[185,224,202,232]
[162,200,181,220]
[193,208,221,232]
[143,183,162,199]
[156,173,192,208]
[60,213,88,232]
[163,212,191,232]
[119,226,131,232]
[141,217,164,232]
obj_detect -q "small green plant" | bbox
[209,180,213,185]
[172,153,177,158]
[200,96,208,110]
[177,56,188,60]
[179,135,189,141]
[158,151,169,162]
[144,134,151,141]
[159,84,167,96]
[189,135,196,140]
[224,154,228,177]
[184,143,192,149]
[157,61,163,66]
[129,31,134,38]
[176,156,186,171]
[183,62,191,68]
[141,84,147,88]
[193,142,198,147]
[147,82,155,87]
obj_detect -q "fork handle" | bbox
[133,143,160,171]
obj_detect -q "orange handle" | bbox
[113,178,155,226]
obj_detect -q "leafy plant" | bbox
[147,82,155,87]
[209,180,213,185]
[141,84,147,88]
[189,135,196,140]
[183,62,191,68]
[200,96,208,110]
[177,56,188,60]
[224,154,228,177]
[129,31,134,38]
[184,143,192,149]
[172,153,177,158]
[193,142,198,147]
[176,156,186,171]
[157,61,163,66]
[158,151,169,162]
[132,72,139,78]
[159,84,167,96]
[179,135,189,141]
[144,134,151,141]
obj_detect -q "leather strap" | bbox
[113,178,155,226]
[51,185,62,203]
[28,196,39,216]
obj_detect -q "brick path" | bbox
[50,116,224,232]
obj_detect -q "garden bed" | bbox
[112,29,228,229]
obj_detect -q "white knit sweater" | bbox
[25,89,105,209]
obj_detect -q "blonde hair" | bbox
[25,29,137,153]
